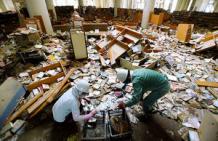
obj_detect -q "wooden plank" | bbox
[6,92,44,123]
[207,87,218,98]
[33,15,46,33]
[196,80,218,88]
[29,62,61,76]
[108,41,128,64]
[99,54,107,67]
[27,89,53,114]
[27,72,65,91]
[30,83,70,118]
[117,25,142,38]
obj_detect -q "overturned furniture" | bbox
[0,78,26,128]
[96,25,143,66]
[6,62,74,123]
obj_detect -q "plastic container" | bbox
[82,111,108,141]
[108,109,132,141]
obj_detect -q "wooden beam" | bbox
[207,87,218,98]
[29,62,62,76]
[6,92,44,123]
[27,72,65,91]
[27,90,53,114]
[196,80,218,88]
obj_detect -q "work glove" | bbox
[118,101,126,109]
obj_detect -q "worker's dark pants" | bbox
[142,81,170,113]
[53,114,79,140]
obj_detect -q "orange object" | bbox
[150,13,164,25]
[176,24,194,42]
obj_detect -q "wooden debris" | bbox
[195,39,216,53]
[27,61,66,91]
[28,68,75,118]
[196,80,218,88]
[6,92,44,123]
[176,24,194,43]
[207,87,218,98]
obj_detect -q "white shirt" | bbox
[52,87,80,122]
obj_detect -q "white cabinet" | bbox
[70,30,87,59]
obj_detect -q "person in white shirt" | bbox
[52,79,96,126]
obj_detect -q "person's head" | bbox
[75,79,90,97]
[115,68,132,84]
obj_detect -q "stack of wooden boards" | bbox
[6,62,75,124]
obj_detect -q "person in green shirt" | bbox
[116,68,170,115]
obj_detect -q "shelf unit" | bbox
[96,25,142,65]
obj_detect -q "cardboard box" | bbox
[198,111,218,141]
[176,24,194,42]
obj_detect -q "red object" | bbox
[118,101,125,109]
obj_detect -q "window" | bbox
[53,0,79,8]
[163,0,171,10]
[171,0,178,12]
[205,0,214,12]
[84,0,95,6]
[3,0,15,11]
[107,0,114,8]
[154,0,164,8]
[134,0,144,9]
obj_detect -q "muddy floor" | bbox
[17,113,182,141]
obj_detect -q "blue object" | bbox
[0,78,26,128]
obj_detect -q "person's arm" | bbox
[71,102,96,121]
[125,77,143,107]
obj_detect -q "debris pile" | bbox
[0,23,218,141]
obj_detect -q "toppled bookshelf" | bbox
[27,61,66,92]
[96,25,143,66]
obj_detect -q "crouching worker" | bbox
[52,79,96,138]
[116,68,170,119]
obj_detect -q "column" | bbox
[0,0,7,12]
[78,0,84,7]
[114,0,120,17]
[45,0,57,20]
[214,1,218,12]
[175,0,182,11]
[178,0,186,11]
[25,0,53,34]
[141,0,155,28]
[194,0,203,11]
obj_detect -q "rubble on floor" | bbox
[0,24,218,141]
